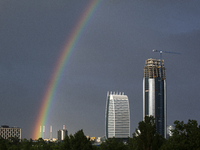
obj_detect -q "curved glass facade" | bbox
[105,92,130,139]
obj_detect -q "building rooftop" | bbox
[144,58,165,79]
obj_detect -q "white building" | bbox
[0,125,21,139]
[105,91,130,139]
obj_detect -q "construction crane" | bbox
[153,49,180,137]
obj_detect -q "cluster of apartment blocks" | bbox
[0,58,174,141]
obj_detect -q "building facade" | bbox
[57,129,68,141]
[143,58,167,138]
[0,125,21,139]
[105,91,130,140]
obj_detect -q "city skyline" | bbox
[1,0,200,139]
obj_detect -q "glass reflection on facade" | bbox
[143,58,167,138]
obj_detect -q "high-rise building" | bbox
[0,125,21,139]
[105,91,130,140]
[57,126,68,141]
[143,58,167,138]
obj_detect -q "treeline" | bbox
[1,116,200,150]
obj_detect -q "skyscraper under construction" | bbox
[143,58,166,138]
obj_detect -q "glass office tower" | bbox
[143,58,166,138]
[105,91,130,140]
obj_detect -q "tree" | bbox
[70,129,93,150]
[30,138,50,150]
[7,137,21,150]
[161,119,200,150]
[129,116,165,150]
[60,129,93,150]
[60,135,71,150]
[99,138,128,150]
[0,136,7,150]
[20,138,32,150]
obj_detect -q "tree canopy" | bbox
[161,119,200,150]
[129,116,165,150]
[61,129,93,150]
[1,118,200,150]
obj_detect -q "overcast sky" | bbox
[1,0,200,139]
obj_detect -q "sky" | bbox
[1,0,200,139]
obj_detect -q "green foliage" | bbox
[161,119,200,150]
[129,116,165,150]
[1,119,200,150]
[71,129,93,150]
[99,138,128,150]
[0,136,8,150]
[60,135,71,150]
[60,129,93,150]
[20,138,32,150]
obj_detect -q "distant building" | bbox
[43,138,50,142]
[96,137,101,143]
[143,58,167,138]
[57,129,68,141]
[167,125,175,139]
[43,138,57,142]
[52,138,57,142]
[105,91,130,140]
[134,129,141,137]
[0,125,21,139]
[90,137,96,142]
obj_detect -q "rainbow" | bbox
[32,0,102,139]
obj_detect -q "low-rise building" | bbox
[0,125,21,139]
